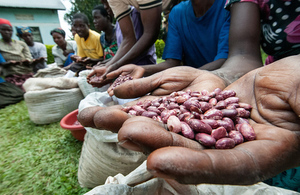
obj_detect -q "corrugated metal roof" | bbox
[0,0,66,10]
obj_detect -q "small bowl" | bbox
[60,109,86,141]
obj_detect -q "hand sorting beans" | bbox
[122,88,256,149]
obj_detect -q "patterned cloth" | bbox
[15,26,32,37]
[100,26,118,60]
[225,0,300,61]
[103,42,118,60]
[225,0,300,192]
[5,73,33,91]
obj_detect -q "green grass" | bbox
[0,101,90,195]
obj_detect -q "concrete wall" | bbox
[0,7,64,45]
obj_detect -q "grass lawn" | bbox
[0,100,90,195]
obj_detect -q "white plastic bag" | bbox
[85,161,300,195]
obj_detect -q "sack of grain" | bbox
[24,87,84,124]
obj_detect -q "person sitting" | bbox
[68,13,104,75]
[87,0,161,82]
[50,28,77,68]
[0,18,43,90]
[88,0,230,94]
[16,26,47,73]
[92,4,118,61]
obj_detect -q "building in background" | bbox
[0,0,66,45]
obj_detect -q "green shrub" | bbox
[45,45,55,64]
[155,39,165,59]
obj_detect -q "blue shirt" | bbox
[162,0,230,68]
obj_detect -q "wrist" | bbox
[210,70,233,87]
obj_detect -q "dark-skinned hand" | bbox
[116,55,300,186]
[78,66,225,134]
[106,64,145,96]
[112,66,226,98]
[86,65,113,88]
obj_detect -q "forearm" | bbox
[199,58,226,71]
[211,54,263,85]
[106,37,136,66]
[109,32,156,70]
[143,59,181,77]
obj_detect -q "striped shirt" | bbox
[108,0,162,21]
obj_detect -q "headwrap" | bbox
[0,18,12,26]
[50,28,66,37]
[16,26,32,37]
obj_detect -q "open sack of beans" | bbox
[23,77,84,124]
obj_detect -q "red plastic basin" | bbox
[60,109,86,141]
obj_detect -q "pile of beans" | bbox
[89,75,102,83]
[122,88,256,149]
[111,75,133,90]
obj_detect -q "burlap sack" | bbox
[33,65,67,78]
[85,161,300,195]
[23,77,78,92]
[24,87,84,124]
[78,131,147,188]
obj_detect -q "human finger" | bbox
[146,123,300,185]
[113,67,225,99]
[93,105,132,133]
[118,116,204,155]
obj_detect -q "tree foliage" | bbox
[64,0,100,31]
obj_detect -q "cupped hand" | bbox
[22,59,31,66]
[81,57,92,64]
[86,66,113,88]
[112,66,226,99]
[118,55,300,185]
[107,64,145,96]
[78,97,156,132]
[70,55,81,62]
